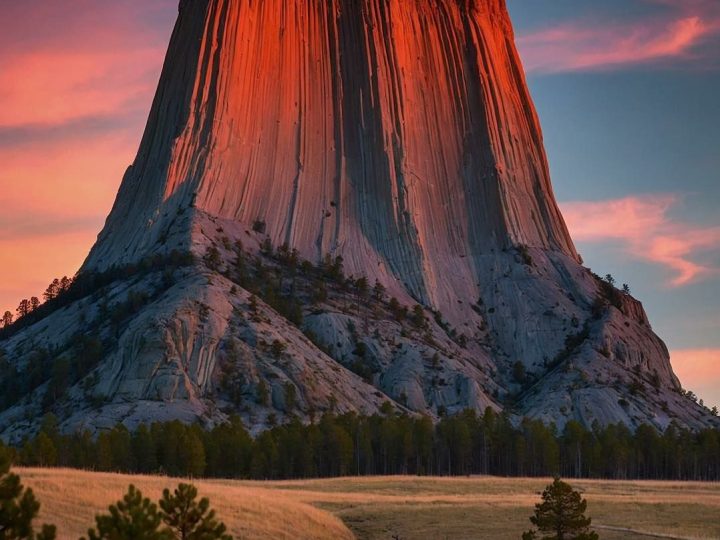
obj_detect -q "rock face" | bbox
[1,0,716,439]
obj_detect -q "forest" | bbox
[7,408,720,482]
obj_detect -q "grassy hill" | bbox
[19,469,720,539]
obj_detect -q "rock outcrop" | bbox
[1,0,715,440]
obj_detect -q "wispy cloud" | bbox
[671,348,720,408]
[0,1,176,311]
[517,1,720,73]
[561,195,720,286]
[0,1,172,130]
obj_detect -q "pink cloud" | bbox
[671,348,720,409]
[0,49,163,128]
[0,2,176,313]
[0,2,172,129]
[517,3,720,73]
[561,196,720,286]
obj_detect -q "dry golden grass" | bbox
[18,470,720,539]
[18,468,353,540]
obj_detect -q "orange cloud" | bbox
[0,132,140,312]
[0,2,175,314]
[671,348,720,409]
[561,196,720,286]
[518,6,720,73]
[0,49,163,129]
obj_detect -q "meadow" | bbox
[19,468,720,539]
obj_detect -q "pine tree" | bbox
[0,445,57,539]
[84,485,172,540]
[372,280,386,302]
[523,478,598,540]
[132,425,158,474]
[43,280,60,302]
[159,483,232,540]
[16,300,31,319]
[58,276,72,294]
[2,311,13,328]
[204,246,222,271]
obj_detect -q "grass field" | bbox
[18,469,720,539]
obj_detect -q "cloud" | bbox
[671,348,720,409]
[0,1,172,129]
[0,2,176,312]
[561,195,720,286]
[517,2,720,73]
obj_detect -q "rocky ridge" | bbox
[1,0,716,440]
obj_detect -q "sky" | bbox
[0,1,718,408]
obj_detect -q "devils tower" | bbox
[0,0,714,439]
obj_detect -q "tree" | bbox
[0,445,57,539]
[513,361,527,384]
[355,277,369,298]
[59,276,72,294]
[523,478,598,540]
[16,300,31,319]
[132,425,158,474]
[2,311,12,328]
[29,298,40,313]
[410,305,427,329]
[204,246,221,271]
[270,340,286,358]
[159,483,232,540]
[84,485,172,540]
[372,280,386,302]
[622,283,631,295]
[256,381,269,406]
[604,274,615,287]
[284,383,297,412]
[43,279,60,302]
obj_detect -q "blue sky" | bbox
[508,0,720,406]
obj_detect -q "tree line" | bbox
[0,250,195,339]
[8,408,720,482]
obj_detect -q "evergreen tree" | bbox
[203,247,222,271]
[16,300,31,319]
[410,305,427,329]
[372,280,386,302]
[159,484,232,540]
[523,478,598,540]
[2,311,13,328]
[84,485,171,540]
[0,445,56,539]
[132,425,158,474]
[43,280,60,303]
[58,276,72,294]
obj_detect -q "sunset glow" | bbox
[1,0,718,408]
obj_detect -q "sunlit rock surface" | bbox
[1,0,716,439]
